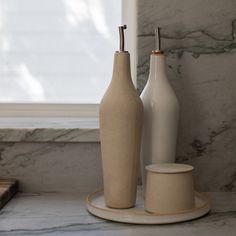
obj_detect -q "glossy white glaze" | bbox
[141,54,179,187]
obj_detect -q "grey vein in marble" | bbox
[138,0,236,55]
[137,0,236,79]
[138,19,236,56]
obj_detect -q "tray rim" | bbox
[86,188,211,225]
[86,188,211,217]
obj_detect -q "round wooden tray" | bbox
[86,188,210,224]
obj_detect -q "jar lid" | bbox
[145,163,194,174]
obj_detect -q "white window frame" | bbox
[0,0,137,118]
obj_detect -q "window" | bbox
[0,0,137,117]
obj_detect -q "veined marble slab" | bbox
[0,192,235,235]
[0,142,103,193]
[0,118,99,142]
[0,118,102,193]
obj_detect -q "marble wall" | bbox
[137,0,236,191]
[0,142,103,193]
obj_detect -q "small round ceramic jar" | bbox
[145,163,195,214]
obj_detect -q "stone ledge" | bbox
[0,118,100,143]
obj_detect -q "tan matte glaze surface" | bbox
[99,52,143,208]
[141,54,179,188]
[145,164,195,214]
[146,163,194,174]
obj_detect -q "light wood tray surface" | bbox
[86,188,210,224]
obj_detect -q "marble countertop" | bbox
[0,192,235,236]
[0,118,99,142]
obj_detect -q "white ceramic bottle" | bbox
[140,28,179,189]
[99,25,143,209]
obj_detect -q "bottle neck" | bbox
[149,54,166,80]
[112,52,131,81]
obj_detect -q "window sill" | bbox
[0,118,100,143]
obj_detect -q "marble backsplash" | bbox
[0,119,102,193]
[0,142,103,193]
[137,0,236,191]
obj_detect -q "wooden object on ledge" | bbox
[0,179,18,210]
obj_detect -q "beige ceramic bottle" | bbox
[99,25,143,209]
